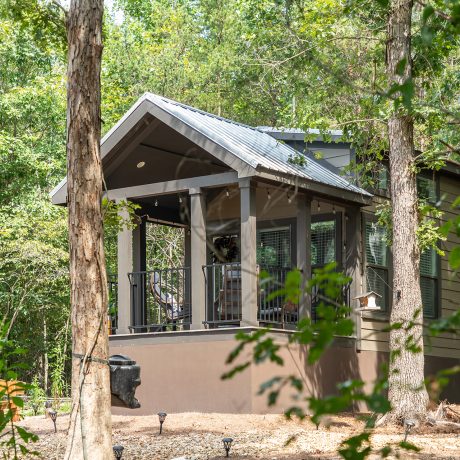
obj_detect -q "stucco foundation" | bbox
[109,328,460,415]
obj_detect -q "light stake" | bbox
[158,411,167,434]
[403,419,416,442]
[49,409,58,433]
[222,437,233,457]
[113,444,124,459]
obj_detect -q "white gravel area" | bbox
[14,412,460,459]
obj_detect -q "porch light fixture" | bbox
[222,437,233,457]
[113,444,124,459]
[136,161,145,168]
[158,411,167,434]
[353,291,381,312]
[403,419,416,442]
[49,409,58,433]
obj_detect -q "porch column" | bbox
[132,220,146,328]
[190,188,207,329]
[345,206,363,350]
[296,194,312,319]
[117,201,133,334]
[239,179,257,326]
[184,227,192,325]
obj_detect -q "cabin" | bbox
[51,93,460,414]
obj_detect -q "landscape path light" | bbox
[403,419,416,442]
[158,411,167,434]
[222,437,233,457]
[113,444,124,459]
[49,409,57,433]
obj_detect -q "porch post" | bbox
[296,194,312,319]
[116,201,133,334]
[345,206,363,350]
[190,188,207,329]
[239,178,257,326]
[184,227,192,325]
[132,220,146,329]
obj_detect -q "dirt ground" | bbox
[16,412,460,459]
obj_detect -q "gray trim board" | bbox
[106,172,239,200]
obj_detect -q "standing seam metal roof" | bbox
[145,93,371,197]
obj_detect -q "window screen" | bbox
[420,247,438,318]
[256,227,291,268]
[311,220,336,267]
[364,218,389,312]
[365,221,388,266]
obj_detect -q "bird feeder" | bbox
[353,291,382,312]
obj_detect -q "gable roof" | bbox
[51,93,372,204]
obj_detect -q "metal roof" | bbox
[145,93,371,197]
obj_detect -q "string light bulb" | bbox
[154,199,158,207]
[333,205,336,215]
[178,195,183,204]
[287,193,292,204]
[225,189,230,198]
[267,189,271,200]
[317,201,321,212]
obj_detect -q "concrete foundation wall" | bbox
[110,329,460,415]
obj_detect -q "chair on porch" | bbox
[149,272,188,329]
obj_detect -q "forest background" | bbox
[0,0,459,397]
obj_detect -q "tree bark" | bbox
[64,0,112,458]
[386,0,429,422]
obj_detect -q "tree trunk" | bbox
[64,1,112,458]
[43,316,48,396]
[386,0,429,422]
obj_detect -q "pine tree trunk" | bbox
[386,0,429,422]
[64,1,112,458]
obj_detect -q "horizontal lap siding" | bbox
[360,174,460,358]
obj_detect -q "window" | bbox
[257,227,291,268]
[361,163,390,197]
[364,217,390,312]
[311,220,336,267]
[311,216,341,321]
[417,175,438,204]
[420,247,439,318]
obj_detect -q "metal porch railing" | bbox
[203,264,299,328]
[128,268,191,332]
[258,267,299,328]
[203,263,242,326]
[108,273,118,334]
[311,282,351,323]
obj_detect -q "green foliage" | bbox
[27,376,45,416]
[0,323,38,459]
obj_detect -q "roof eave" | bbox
[254,166,372,206]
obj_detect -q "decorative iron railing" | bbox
[203,263,242,326]
[128,268,191,332]
[108,273,118,334]
[258,267,298,328]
